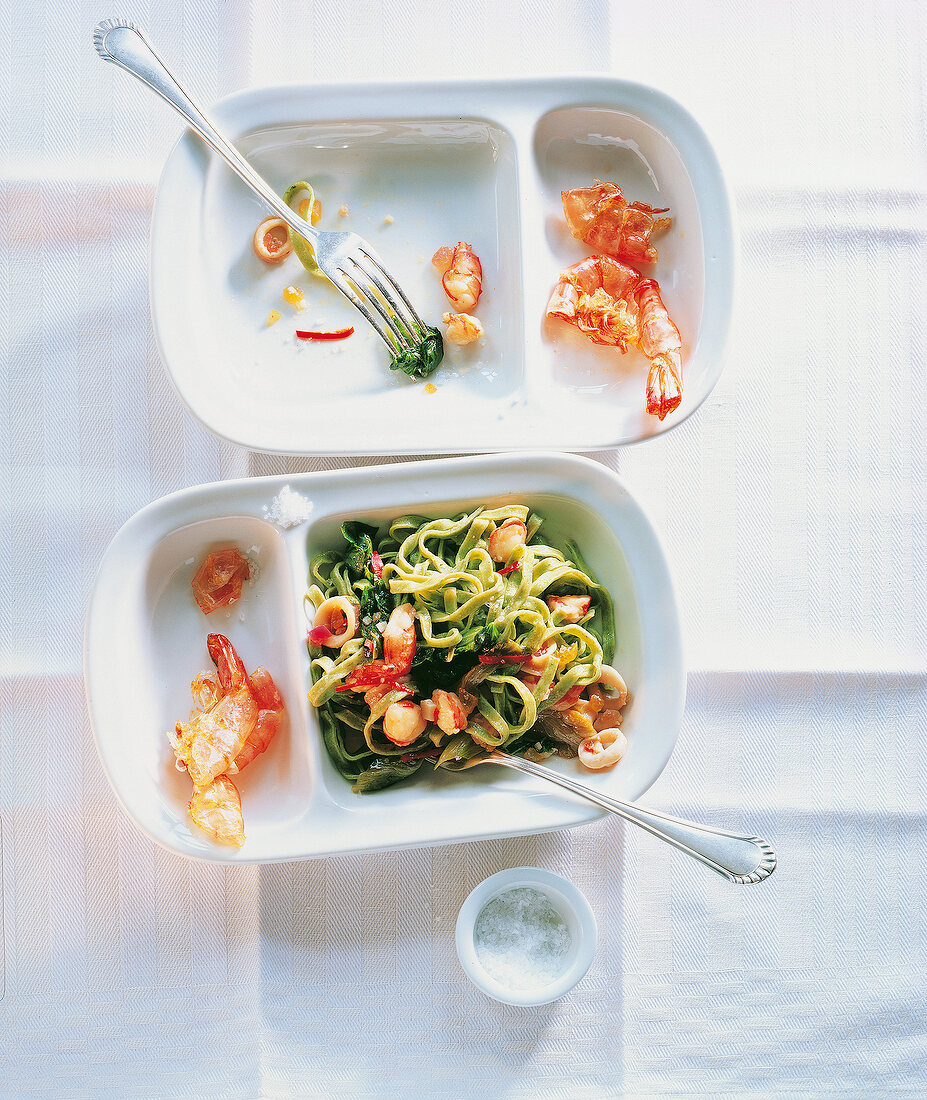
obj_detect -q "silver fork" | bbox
[441,751,777,884]
[93,18,439,368]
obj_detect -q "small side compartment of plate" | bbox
[88,509,314,860]
[527,100,707,442]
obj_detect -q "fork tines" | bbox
[334,249,428,353]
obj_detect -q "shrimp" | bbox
[577,727,628,770]
[383,701,427,747]
[432,689,472,735]
[169,634,258,787]
[488,518,527,563]
[188,775,245,847]
[382,603,417,673]
[228,666,286,774]
[546,256,641,350]
[442,311,484,345]
[636,279,683,421]
[561,181,671,266]
[546,595,591,623]
[191,548,251,615]
[433,241,482,312]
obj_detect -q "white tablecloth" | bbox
[2,1,926,1095]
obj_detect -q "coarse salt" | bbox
[263,485,313,529]
[473,886,572,990]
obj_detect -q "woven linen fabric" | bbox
[1,0,926,1096]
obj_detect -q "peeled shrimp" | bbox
[442,311,484,345]
[433,241,482,312]
[383,700,427,746]
[577,727,628,770]
[488,518,527,563]
[188,775,245,847]
[636,279,683,421]
[561,181,671,266]
[382,603,417,673]
[432,689,471,735]
[546,595,591,623]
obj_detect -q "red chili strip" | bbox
[478,653,532,664]
[295,326,355,341]
[370,550,384,579]
[497,561,521,576]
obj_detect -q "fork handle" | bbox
[93,19,316,245]
[491,752,776,884]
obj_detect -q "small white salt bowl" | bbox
[455,867,597,1006]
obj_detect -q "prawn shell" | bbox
[546,256,640,350]
[562,181,671,266]
[188,775,246,846]
[192,549,251,615]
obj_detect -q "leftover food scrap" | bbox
[168,633,285,847]
[548,180,684,421]
[433,241,485,347]
[192,548,251,615]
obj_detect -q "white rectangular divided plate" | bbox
[150,77,734,454]
[85,453,685,863]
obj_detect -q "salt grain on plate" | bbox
[473,886,572,990]
[263,485,313,529]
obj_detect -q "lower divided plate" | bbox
[85,452,685,863]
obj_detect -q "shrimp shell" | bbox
[562,180,671,266]
[188,775,245,847]
[546,256,640,351]
[228,666,286,774]
[636,279,683,421]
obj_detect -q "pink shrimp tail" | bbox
[645,356,683,421]
[207,633,249,693]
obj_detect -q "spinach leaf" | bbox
[352,757,424,793]
[411,622,498,697]
[505,731,558,759]
[389,327,444,380]
[358,579,393,654]
[341,520,379,578]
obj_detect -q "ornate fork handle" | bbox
[93,19,316,248]
[489,752,777,884]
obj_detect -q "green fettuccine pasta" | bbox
[305,507,617,793]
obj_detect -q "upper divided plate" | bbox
[151,77,734,454]
[84,452,685,863]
